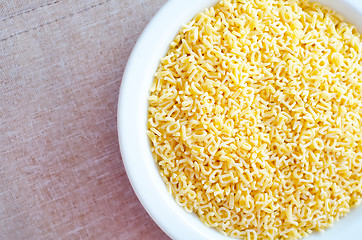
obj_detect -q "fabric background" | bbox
[0,0,170,239]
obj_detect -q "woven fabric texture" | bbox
[0,0,170,239]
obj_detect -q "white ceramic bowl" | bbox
[118,0,362,239]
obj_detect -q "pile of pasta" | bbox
[147,0,362,239]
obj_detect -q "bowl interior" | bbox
[118,0,362,239]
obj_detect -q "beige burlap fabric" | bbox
[0,0,170,239]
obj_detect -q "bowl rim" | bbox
[118,0,362,239]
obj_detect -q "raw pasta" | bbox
[147,0,362,239]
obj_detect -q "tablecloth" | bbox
[0,0,170,239]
